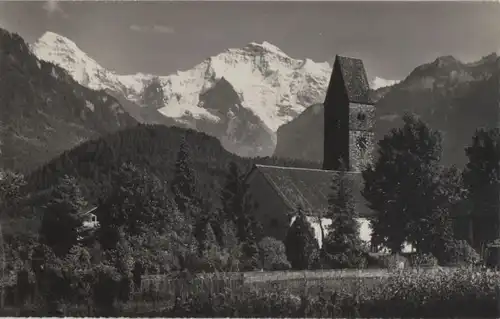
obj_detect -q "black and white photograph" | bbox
[1,0,500,317]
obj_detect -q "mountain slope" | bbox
[274,54,500,167]
[27,124,322,206]
[0,29,137,172]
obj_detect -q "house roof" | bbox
[334,55,374,105]
[77,206,98,218]
[249,164,374,218]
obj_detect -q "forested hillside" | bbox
[27,124,321,206]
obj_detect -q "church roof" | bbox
[249,164,374,218]
[334,55,374,105]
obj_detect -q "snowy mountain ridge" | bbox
[31,31,396,134]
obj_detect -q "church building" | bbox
[246,55,411,252]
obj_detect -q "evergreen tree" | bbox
[463,128,500,252]
[220,161,261,269]
[323,168,365,269]
[171,137,201,221]
[285,206,319,270]
[140,76,165,109]
[40,175,86,256]
[220,161,259,243]
[362,114,450,254]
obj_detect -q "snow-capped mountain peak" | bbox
[31,32,396,135]
[32,32,336,131]
[32,31,152,95]
[243,41,289,57]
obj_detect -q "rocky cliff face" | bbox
[0,29,137,172]
[275,54,500,168]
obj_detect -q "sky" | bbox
[0,1,499,81]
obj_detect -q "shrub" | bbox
[373,253,409,270]
[440,239,481,266]
[258,237,291,271]
[408,253,438,267]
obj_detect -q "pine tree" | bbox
[285,206,319,270]
[323,168,365,269]
[220,162,261,269]
[171,137,201,221]
[40,175,86,256]
[220,162,258,242]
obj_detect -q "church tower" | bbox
[323,55,375,172]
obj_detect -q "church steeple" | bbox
[322,55,375,172]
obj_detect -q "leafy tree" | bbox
[96,163,176,247]
[39,175,86,256]
[0,170,27,213]
[140,76,165,109]
[323,168,366,269]
[463,128,500,251]
[258,237,291,270]
[362,114,451,255]
[92,264,121,316]
[285,206,319,270]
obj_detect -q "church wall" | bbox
[349,131,375,172]
[247,170,292,243]
[348,103,375,132]
[348,103,375,172]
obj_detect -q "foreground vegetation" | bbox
[2,111,500,317]
[3,267,499,317]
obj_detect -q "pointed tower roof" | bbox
[333,55,374,105]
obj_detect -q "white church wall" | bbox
[289,215,413,253]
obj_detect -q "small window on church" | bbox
[357,113,366,122]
